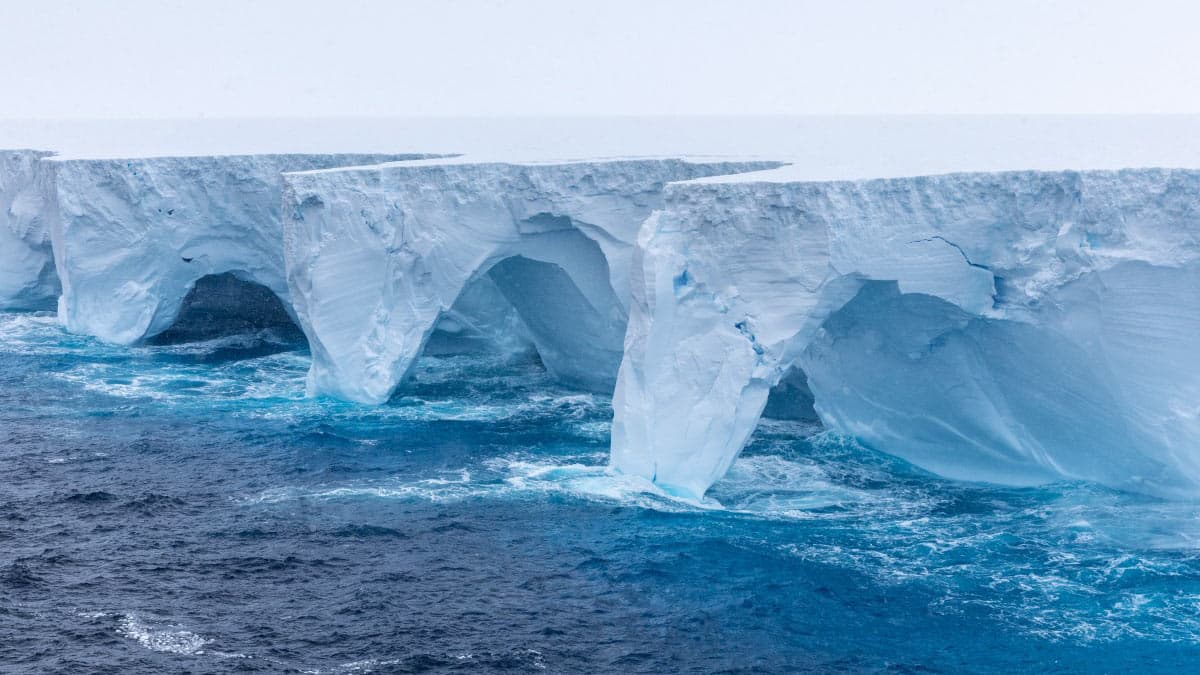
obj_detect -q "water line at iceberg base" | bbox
[19,152,1199,503]
[5,307,1197,533]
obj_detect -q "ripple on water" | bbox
[6,310,1200,671]
[237,433,1200,650]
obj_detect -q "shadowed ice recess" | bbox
[2,308,1200,672]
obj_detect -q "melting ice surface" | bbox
[2,310,1200,672]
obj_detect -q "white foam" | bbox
[302,658,402,675]
[242,443,908,519]
[117,614,211,656]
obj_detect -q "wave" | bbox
[116,614,212,656]
[240,441,917,519]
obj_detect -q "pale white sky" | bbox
[2,0,1198,119]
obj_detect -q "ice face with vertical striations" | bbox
[46,153,434,345]
[0,149,57,309]
[12,131,1200,503]
[610,168,1200,500]
[281,159,783,404]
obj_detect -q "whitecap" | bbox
[302,658,402,675]
[117,614,211,656]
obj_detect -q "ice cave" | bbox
[4,148,1199,501]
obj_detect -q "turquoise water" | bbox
[2,310,1199,673]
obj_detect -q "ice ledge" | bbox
[611,167,1200,500]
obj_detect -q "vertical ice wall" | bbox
[611,169,1200,499]
[282,159,783,404]
[0,149,57,309]
[46,153,431,344]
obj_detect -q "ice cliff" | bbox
[281,159,781,404]
[6,139,1199,502]
[46,153,431,344]
[610,168,1200,500]
[0,149,57,309]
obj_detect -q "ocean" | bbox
[2,310,1199,673]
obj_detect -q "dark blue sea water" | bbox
[2,310,1200,673]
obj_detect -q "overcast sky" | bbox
[2,0,1198,119]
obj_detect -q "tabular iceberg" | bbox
[0,149,57,309]
[46,153,431,345]
[281,159,782,404]
[611,169,1200,499]
[8,135,1199,502]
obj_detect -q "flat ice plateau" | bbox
[4,116,1200,500]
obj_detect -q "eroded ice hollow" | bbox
[611,168,1200,500]
[0,149,57,309]
[282,158,782,404]
[46,153,433,344]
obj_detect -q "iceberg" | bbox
[0,149,57,309]
[281,159,781,403]
[6,116,1199,502]
[611,168,1200,500]
[45,153,431,344]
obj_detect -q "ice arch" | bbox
[421,274,533,358]
[611,169,1200,500]
[45,153,432,344]
[486,245,626,391]
[282,158,782,404]
[146,272,303,345]
[761,367,819,423]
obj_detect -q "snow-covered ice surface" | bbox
[3,116,1200,174]
[45,153,432,344]
[611,169,1200,499]
[282,158,781,403]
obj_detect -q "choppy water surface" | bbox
[2,310,1199,673]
